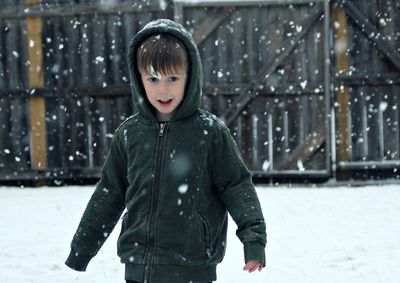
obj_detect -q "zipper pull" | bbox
[159,123,167,137]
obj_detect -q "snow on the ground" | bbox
[0,184,400,283]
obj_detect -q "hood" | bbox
[128,19,203,122]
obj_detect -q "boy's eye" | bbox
[148,77,159,83]
[169,76,179,82]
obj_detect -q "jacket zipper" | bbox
[143,122,168,283]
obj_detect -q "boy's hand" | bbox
[243,260,264,272]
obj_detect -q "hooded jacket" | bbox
[65,19,266,283]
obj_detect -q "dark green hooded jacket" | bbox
[65,19,266,283]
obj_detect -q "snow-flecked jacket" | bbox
[65,19,266,283]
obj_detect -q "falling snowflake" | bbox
[178,184,188,194]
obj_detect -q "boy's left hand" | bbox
[243,260,264,272]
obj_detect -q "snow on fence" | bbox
[0,0,399,183]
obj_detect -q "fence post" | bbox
[26,0,48,171]
[332,5,350,179]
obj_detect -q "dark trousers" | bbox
[126,281,212,283]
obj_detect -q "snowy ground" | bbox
[1,184,400,283]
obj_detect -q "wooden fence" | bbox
[0,0,399,184]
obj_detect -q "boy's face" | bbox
[140,66,187,121]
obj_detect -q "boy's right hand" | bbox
[243,260,264,272]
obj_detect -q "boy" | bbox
[65,19,266,283]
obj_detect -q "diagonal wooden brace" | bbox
[277,126,326,170]
[338,0,400,72]
[192,6,235,45]
[221,3,325,126]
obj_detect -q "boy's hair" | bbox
[137,34,188,75]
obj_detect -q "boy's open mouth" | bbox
[158,99,173,105]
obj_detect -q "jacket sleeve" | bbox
[211,124,266,266]
[65,128,128,271]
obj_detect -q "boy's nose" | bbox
[158,80,170,92]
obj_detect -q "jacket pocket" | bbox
[198,214,212,259]
[117,213,127,256]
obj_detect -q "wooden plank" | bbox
[377,0,399,160]
[246,8,256,81]
[26,0,48,170]
[340,0,400,72]
[80,17,92,88]
[173,0,327,7]
[0,2,163,19]
[216,12,229,85]
[173,2,184,24]
[26,17,45,88]
[277,126,326,170]
[10,98,29,169]
[28,97,47,169]
[93,16,107,88]
[0,98,13,170]
[332,7,350,163]
[231,9,245,84]
[0,21,6,90]
[26,0,40,5]
[192,6,235,45]
[221,3,324,126]
[107,14,123,85]
[5,19,20,90]
[197,9,214,86]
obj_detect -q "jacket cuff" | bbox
[244,241,266,266]
[65,249,94,271]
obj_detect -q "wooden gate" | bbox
[0,0,166,182]
[332,0,400,180]
[174,0,332,179]
[1,0,400,184]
